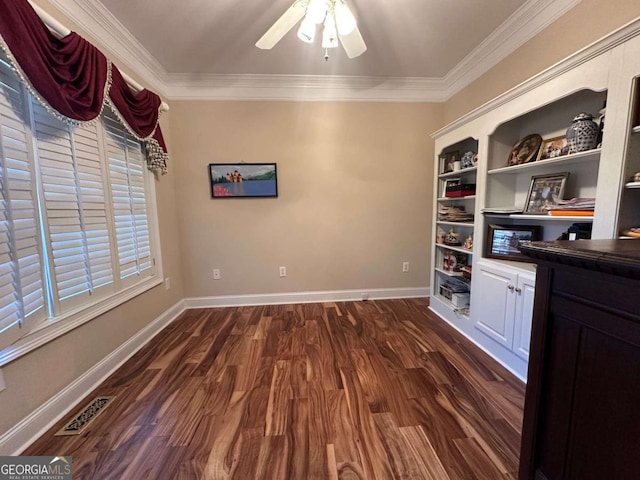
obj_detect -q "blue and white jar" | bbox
[566,112,599,153]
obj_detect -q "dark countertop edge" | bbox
[520,240,640,279]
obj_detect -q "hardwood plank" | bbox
[398,425,451,480]
[202,391,249,479]
[340,367,394,479]
[453,436,506,480]
[264,360,292,436]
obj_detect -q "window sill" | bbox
[0,275,163,367]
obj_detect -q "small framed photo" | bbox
[439,150,460,174]
[508,134,542,166]
[537,135,569,161]
[443,178,461,196]
[523,172,569,214]
[485,224,542,262]
[209,163,278,198]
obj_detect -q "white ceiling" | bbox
[46,0,582,101]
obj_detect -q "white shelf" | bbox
[625,181,640,189]
[487,149,600,175]
[436,221,475,227]
[435,267,464,277]
[437,195,476,202]
[435,243,473,255]
[438,166,477,179]
[632,125,640,133]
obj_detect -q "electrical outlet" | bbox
[165,277,171,290]
[403,261,410,272]
[279,266,287,277]
[213,268,221,280]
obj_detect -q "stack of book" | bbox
[546,198,595,216]
[438,205,474,222]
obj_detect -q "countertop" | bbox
[519,239,640,279]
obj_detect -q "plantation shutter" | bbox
[33,101,114,312]
[103,113,152,282]
[73,123,114,290]
[0,59,45,348]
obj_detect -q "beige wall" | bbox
[0,2,185,438]
[444,0,640,124]
[171,101,441,297]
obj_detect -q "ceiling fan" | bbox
[256,0,367,60]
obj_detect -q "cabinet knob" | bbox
[508,284,515,291]
[515,287,522,293]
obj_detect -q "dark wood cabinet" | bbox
[519,239,640,480]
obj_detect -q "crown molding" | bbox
[45,0,581,102]
[442,0,582,98]
[433,16,640,138]
[164,73,448,102]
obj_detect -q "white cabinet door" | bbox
[473,261,516,348]
[513,272,536,361]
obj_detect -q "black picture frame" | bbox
[484,224,542,262]
[523,172,569,214]
[209,163,278,198]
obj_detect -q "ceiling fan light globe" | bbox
[335,1,356,36]
[306,0,327,24]
[297,18,316,43]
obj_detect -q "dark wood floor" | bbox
[25,298,525,479]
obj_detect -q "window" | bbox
[0,56,159,353]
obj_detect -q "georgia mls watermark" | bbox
[0,456,72,480]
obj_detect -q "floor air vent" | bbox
[55,396,115,436]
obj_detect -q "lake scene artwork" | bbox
[209,163,278,198]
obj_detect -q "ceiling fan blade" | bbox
[338,26,367,58]
[256,1,306,50]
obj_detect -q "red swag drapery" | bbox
[0,0,168,173]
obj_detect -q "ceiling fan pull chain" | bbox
[324,48,330,61]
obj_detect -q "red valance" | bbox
[0,0,168,173]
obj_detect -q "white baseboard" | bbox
[184,287,430,309]
[0,299,186,456]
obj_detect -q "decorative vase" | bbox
[566,112,599,153]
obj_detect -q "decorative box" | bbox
[451,292,470,308]
[445,184,476,198]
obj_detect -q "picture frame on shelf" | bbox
[439,150,460,174]
[442,178,461,196]
[537,135,569,161]
[485,224,542,262]
[523,172,569,214]
[209,163,278,198]
[508,134,543,166]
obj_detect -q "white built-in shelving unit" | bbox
[429,22,640,381]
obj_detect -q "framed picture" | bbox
[439,150,460,174]
[508,134,542,166]
[443,178,461,196]
[209,163,278,198]
[523,172,569,214]
[485,224,542,262]
[538,135,569,161]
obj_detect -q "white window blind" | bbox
[0,53,158,352]
[104,114,152,283]
[0,59,45,349]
